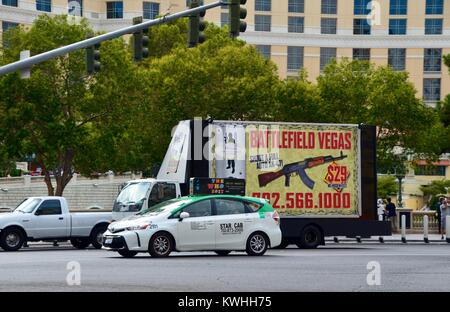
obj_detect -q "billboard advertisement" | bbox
[245,124,361,217]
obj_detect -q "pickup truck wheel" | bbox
[296,225,322,249]
[214,250,231,256]
[246,232,268,256]
[70,238,90,249]
[90,225,108,249]
[0,228,24,251]
[148,233,173,258]
[118,250,138,258]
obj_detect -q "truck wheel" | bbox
[0,227,24,251]
[118,249,138,258]
[90,225,108,249]
[214,250,231,256]
[246,232,268,256]
[70,238,91,249]
[296,225,322,249]
[148,232,173,258]
[274,239,290,249]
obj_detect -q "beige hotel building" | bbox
[1,0,450,105]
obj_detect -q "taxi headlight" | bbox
[126,224,149,231]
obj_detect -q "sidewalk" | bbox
[326,234,448,243]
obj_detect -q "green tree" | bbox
[316,59,447,170]
[444,54,450,73]
[131,23,281,165]
[0,15,144,195]
[377,175,397,199]
[420,179,450,210]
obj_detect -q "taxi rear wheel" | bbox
[148,232,173,258]
[118,250,138,258]
[215,250,231,256]
[246,232,268,256]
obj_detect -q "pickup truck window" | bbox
[36,200,62,215]
[14,198,42,213]
[113,182,151,212]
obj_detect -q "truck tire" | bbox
[0,227,25,251]
[274,239,290,249]
[296,225,322,249]
[90,225,108,249]
[246,232,268,256]
[214,250,231,256]
[70,238,91,249]
[148,232,173,258]
[118,249,138,258]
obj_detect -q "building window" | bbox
[389,19,407,35]
[322,0,337,14]
[425,18,443,34]
[424,48,442,72]
[2,0,18,6]
[36,0,51,12]
[320,47,336,71]
[423,78,441,102]
[143,2,159,20]
[388,48,406,71]
[288,0,304,13]
[255,15,271,32]
[390,0,407,15]
[353,48,370,61]
[255,0,271,11]
[2,21,19,32]
[256,45,271,60]
[321,17,337,34]
[221,12,229,28]
[288,16,304,33]
[287,46,304,72]
[426,0,444,14]
[68,0,83,16]
[353,18,371,35]
[354,0,371,15]
[107,1,123,19]
[415,165,445,176]
[186,0,204,6]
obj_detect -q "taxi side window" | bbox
[215,199,246,216]
[175,200,212,218]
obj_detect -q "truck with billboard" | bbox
[112,119,390,248]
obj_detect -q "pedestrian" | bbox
[436,197,443,235]
[440,197,449,239]
[385,197,397,231]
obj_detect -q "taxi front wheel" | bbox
[148,232,173,258]
[246,232,268,256]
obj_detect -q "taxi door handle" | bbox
[245,219,252,222]
[206,221,214,225]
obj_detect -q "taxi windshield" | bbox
[138,199,192,216]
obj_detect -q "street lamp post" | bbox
[396,174,405,208]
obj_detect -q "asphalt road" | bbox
[0,243,449,292]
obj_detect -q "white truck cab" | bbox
[112,179,181,221]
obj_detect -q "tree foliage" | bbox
[0,15,144,195]
[377,175,397,199]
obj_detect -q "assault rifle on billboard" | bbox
[258,151,348,189]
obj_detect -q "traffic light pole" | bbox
[0,1,224,76]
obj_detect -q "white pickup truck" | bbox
[0,196,112,251]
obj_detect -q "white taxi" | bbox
[102,195,281,257]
